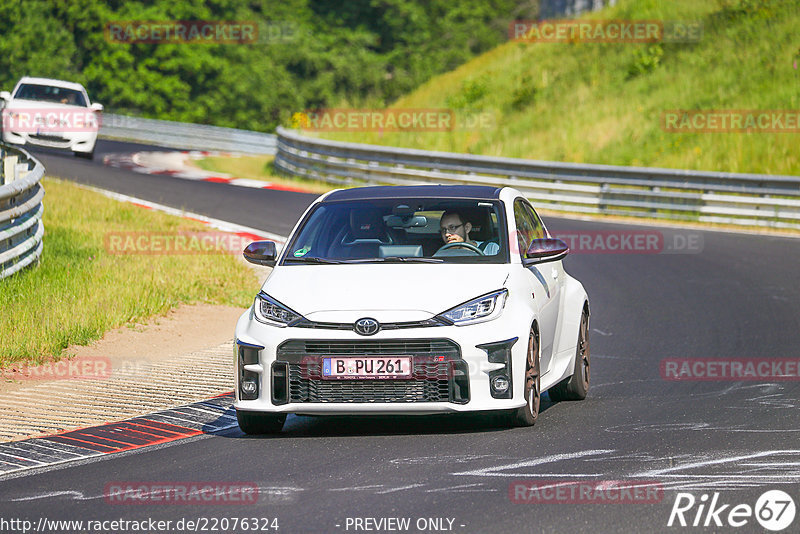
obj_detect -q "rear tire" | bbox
[508,327,540,427]
[236,410,286,434]
[548,310,590,401]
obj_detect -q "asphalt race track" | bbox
[33,140,317,237]
[1,140,799,533]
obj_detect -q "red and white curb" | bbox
[103,150,312,193]
[0,394,236,477]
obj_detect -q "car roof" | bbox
[323,185,503,202]
[15,77,87,92]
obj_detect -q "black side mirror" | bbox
[243,241,278,266]
[523,238,569,266]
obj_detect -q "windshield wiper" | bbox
[285,256,444,264]
[346,257,444,263]
[283,257,346,264]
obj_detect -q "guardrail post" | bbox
[599,183,609,215]
[651,185,660,216]
[3,155,18,184]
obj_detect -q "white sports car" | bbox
[0,77,103,159]
[234,185,590,433]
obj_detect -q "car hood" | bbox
[4,100,90,112]
[262,264,510,322]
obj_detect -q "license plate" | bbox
[322,356,412,379]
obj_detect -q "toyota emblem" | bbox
[354,318,380,336]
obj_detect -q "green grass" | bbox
[307,0,800,176]
[0,178,254,367]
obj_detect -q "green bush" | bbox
[447,75,491,109]
[509,74,538,109]
[627,45,664,79]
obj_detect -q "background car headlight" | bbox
[438,289,508,326]
[253,293,302,326]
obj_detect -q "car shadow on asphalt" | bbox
[217,394,558,439]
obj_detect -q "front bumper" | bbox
[2,129,97,152]
[233,309,530,415]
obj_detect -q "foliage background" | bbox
[0,0,540,131]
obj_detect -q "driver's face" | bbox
[440,214,470,244]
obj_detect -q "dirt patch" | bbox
[0,303,246,395]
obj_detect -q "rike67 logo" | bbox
[668,490,796,531]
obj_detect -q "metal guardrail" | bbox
[100,113,277,155]
[0,144,45,279]
[274,127,800,230]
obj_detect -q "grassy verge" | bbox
[309,0,800,176]
[0,177,255,367]
[192,155,334,194]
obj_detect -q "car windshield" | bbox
[13,84,87,107]
[283,198,509,264]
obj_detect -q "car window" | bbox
[523,202,545,241]
[283,198,508,264]
[13,84,88,107]
[513,198,541,257]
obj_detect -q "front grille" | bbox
[276,339,465,403]
[27,134,71,148]
[279,339,460,358]
[30,134,69,142]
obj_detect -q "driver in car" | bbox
[439,210,500,255]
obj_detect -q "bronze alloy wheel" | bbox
[578,311,590,391]
[548,310,590,402]
[510,326,540,427]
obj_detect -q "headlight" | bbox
[438,289,508,326]
[253,293,303,327]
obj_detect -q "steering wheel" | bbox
[434,241,485,256]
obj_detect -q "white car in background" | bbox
[0,77,103,159]
[234,185,591,434]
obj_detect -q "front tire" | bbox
[548,310,590,401]
[236,410,286,434]
[74,149,94,160]
[508,327,540,427]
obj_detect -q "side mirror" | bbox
[243,240,278,267]
[523,238,569,266]
[0,91,10,101]
[90,102,104,112]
